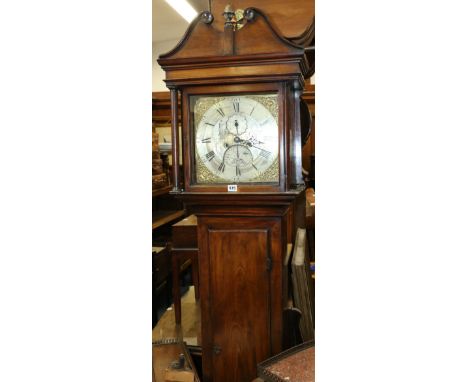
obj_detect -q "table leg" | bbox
[192,251,200,300]
[171,252,181,324]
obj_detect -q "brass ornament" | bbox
[222,4,246,30]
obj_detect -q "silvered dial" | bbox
[195,95,278,183]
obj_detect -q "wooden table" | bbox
[152,286,201,347]
[171,215,199,324]
[153,210,185,230]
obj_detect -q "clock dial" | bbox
[193,94,279,184]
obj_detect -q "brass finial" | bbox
[223,4,245,30]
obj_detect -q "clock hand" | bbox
[233,136,264,146]
[251,145,263,150]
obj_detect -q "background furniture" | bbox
[256,341,315,382]
[291,228,314,342]
[171,249,199,325]
[152,286,202,348]
[152,189,186,328]
[152,339,201,382]
[153,246,171,326]
[171,214,199,324]
[171,215,199,324]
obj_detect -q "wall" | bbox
[152,39,181,92]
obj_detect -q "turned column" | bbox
[169,86,180,191]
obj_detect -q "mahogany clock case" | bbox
[182,82,295,193]
[155,4,314,382]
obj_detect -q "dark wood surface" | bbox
[171,214,200,324]
[152,186,185,243]
[198,211,289,382]
[172,214,198,249]
[153,246,171,325]
[157,9,311,86]
[170,88,181,191]
[209,227,270,381]
[152,185,172,198]
[152,210,185,230]
[153,246,170,287]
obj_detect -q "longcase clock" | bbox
[158,5,314,382]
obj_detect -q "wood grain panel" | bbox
[165,62,301,83]
[209,229,270,382]
[198,215,286,382]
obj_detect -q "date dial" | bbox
[223,145,254,177]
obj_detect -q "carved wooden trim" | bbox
[243,8,304,50]
[157,7,311,78]
[289,17,315,47]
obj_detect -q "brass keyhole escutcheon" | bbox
[213,345,222,355]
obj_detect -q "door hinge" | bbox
[266,256,272,272]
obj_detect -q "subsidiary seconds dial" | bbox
[195,95,279,183]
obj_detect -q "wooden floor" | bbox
[152,286,202,347]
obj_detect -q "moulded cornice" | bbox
[157,8,314,80]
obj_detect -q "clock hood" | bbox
[157,8,314,86]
